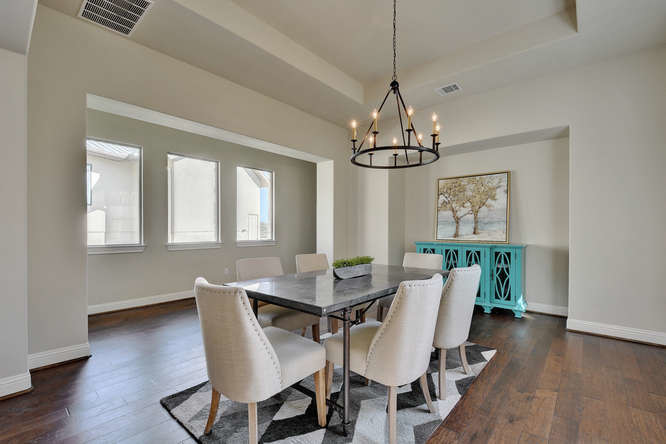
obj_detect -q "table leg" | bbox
[252,298,259,316]
[342,307,351,435]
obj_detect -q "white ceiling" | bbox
[38,0,666,126]
[233,0,573,83]
[0,0,38,54]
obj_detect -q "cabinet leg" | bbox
[512,310,523,318]
[483,306,492,314]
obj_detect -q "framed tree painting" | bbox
[436,171,510,243]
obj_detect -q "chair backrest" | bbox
[236,257,284,281]
[194,278,282,403]
[433,265,482,349]
[295,253,329,273]
[364,274,443,387]
[403,252,443,270]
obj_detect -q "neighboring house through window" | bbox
[237,167,274,242]
[86,139,142,250]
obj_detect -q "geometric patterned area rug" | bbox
[161,342,495,443]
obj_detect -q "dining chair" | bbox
[295,253,341,335]
[236,257,322,341]
[324,274,444,444]
[194,278,327,442]
[376,252,443,321]
[431,265,481,399]
[295,253,329,273]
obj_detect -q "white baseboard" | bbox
[526,302,568,317]
[0,372,32,398]
[28,342,91,370]
[88,290,193,315]
[567,318,666,346]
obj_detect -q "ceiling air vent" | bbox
[78,0,154,36]
[435,83,461,96]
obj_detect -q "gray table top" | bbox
[225,264,447,316]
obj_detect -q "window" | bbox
[86,139,143,250]
[237,167,274,243]
[168,154,220,246]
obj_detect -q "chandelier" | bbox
[349,0,440,169]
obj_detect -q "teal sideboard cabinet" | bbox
[415,242,527,318]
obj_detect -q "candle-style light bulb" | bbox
[435,124,441,143]
[407,106,414,128]
[417,133,423,144]
[372,109,378,132]
[351,120,357,139]
[432,113,438,133]
[393,137,398,154]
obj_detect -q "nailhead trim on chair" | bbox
[364,277,441,375]
[198,284,282,390]
[238,289,283,388]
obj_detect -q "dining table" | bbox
[225,263,447,435]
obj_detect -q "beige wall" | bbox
[371,44,666,342]
[28,5,354,357]
[86,110,315,307]
[403,138,570,312]
[0,48,30,389]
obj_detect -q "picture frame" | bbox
[435,171,510,243]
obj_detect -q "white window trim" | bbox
[236,240,278,247]
[167,152,221,248]
[166,242,223,251]
[236,165,276,244]
[88,244,146,255]
[86,138,144,254]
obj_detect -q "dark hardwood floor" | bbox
[0,300,663,443]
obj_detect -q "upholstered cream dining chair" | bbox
[236,257,322,341]
[295,253,329,273]
[376,252,444,321]
[432,265,481,399]
[194,278,327,443]
[324,274,444,444]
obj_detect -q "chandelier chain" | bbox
[392,0,397,81]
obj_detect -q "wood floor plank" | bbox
[576,397,609,443]
[630,406,666,444]
[547,415,579,444]
[523,389,557,439]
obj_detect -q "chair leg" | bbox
[248,402,258,444]
[377,305,385,322]
[312,323,320,343]
[460,343,472,375]
[314,369,327,427]
[300,327,307,337]
[329,317,339,334]
[438,348,447,399]
[325,361,334,399]
[388,386,397,444]
[419,373,436,414]
[360,311,366,323]
[204,389,221,434]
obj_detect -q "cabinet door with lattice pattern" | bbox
[492,249,514,306]
[461,246,487,306]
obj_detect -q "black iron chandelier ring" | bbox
[350,80,441,169]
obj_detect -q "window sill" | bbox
[236,240,278,247]
[88,244,146,255]
[166,242,223,251]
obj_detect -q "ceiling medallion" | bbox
[349,0,440,169]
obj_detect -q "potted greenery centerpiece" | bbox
[332,256,374,280]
